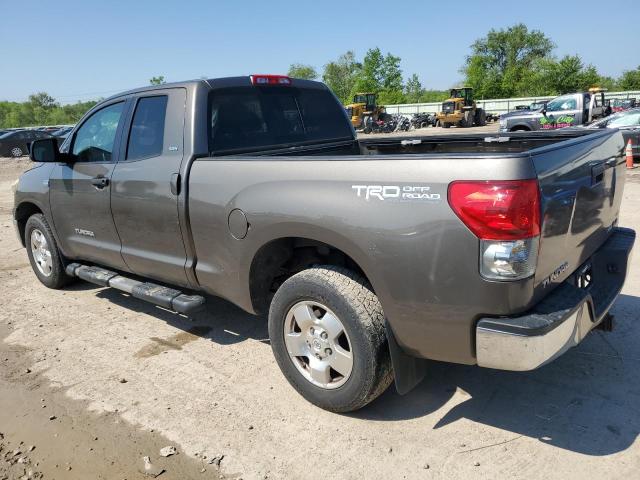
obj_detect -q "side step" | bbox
[65,263,205,315]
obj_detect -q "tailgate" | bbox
[532,129,626,291]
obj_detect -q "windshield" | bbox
[546,95,577,112]
[208,86,353,153]
[608,111,640,128]
[589,110,640,129]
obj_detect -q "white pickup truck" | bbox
[500,89,611,132]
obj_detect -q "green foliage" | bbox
[287,63,318,80]
[404,74,423,103]
[418,90,450,103]
[462,23,555,98]
[619,66,640,90]
[149,76,166,85]
[322,51,362,104]
[351,48,404,101]
[526,55,603,95]
[0,94,98,128]
[461,24,635,98]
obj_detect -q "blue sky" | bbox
[2,0,639,103]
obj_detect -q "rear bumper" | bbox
[476,227,635,371]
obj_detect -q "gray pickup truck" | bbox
[14,75,635,412]
[500,89,610,132]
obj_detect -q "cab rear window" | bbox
[208,87,352,153]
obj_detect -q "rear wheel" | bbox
[442,122,451,129]
[25,214,73,289]
[268,266,393,412]
[10,146,23,157]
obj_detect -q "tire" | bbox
[442,122,451,129]
[25,214,73,289]
[10,146,23,157]
[475,108,487,126]
[268,266,393,412]
[462,110,474,128]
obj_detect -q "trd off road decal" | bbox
[539,114,575,130]
[352,185,441,202]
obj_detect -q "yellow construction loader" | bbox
[345,93,387,130]
[436,87,486,128]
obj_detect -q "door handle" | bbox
[91,177,109,189]
[170,173,181,195]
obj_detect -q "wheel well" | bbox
[249,238,370,315]
[14,202,42,246]
[510,125,531,132]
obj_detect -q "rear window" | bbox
[127,95,168,160]
[208,86,352,153]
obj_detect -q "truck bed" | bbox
[190,128,626,364]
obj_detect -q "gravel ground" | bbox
[1,155,640,479]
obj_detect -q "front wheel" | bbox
[10,146,23,157]
[25,214,74,289]
[268,266,393,412]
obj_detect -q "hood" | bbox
[500,109,541,120]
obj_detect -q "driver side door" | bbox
[49,100,132,270]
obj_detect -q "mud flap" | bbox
[385,320,428,395]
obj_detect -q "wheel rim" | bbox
[11,147,22,157]
[283,301,353,389]
[30,229,53,277]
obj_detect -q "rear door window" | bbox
[127,95,168,160]
[208,86,352,153]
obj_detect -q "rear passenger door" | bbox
[110,88,189,287]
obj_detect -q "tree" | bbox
[352,48,384,93]
[149,76,166,86]
[404,74,423,103]
[351,48,405,104]
[29,92,57,110]
[525,55,609,96]
[287,63,318,80]
[0,95,98,128]
[619,66,640,90]
[322,51,361,104]
[462,23,554,98]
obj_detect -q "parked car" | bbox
[611,98,637,113]
[0,129,52,157]
[15,76,635,412]
[500,89,609,132]
[586,107,640,159]
[51,126,73,139]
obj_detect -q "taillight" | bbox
[250,74,292,86]
[448,180,541,280]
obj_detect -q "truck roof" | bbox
[103,76,328,103]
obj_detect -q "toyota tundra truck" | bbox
[14,75,635,412]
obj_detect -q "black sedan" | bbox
[0,129,53,157]
[587,107,640,160]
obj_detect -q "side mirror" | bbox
[541,108,547,115]
[29,138,69,163]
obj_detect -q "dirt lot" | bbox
[1,152,640,480]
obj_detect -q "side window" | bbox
[72,102,124,162]
[126,96,168,160]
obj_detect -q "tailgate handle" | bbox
[591,164,605,185]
